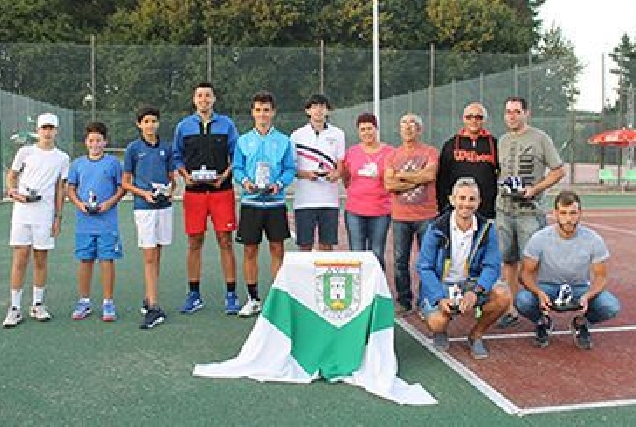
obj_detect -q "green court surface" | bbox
[1,198,635,426]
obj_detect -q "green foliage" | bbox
[609,33,636,115]
[533,25,583,112]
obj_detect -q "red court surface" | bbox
[289,207,636,415]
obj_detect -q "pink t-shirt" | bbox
[344,144,394,216]
[385,142,439,221]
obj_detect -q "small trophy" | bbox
[23,187,42,203]
[499,176,525,198]
[447,284,463,316]
[191,165,217,182]
[151,183,170,203]
[551,283,582,312]
[255,161,272,193]
[315,162,329,179]
[85,190,100,214]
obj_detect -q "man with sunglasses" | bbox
[436,102,498,219]
[495,96,564,328]
[417,177,509,359]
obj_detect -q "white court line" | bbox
[582,221,636,236]
[446,324,636,342]
[395,318,522,416]
[396,318,636,416]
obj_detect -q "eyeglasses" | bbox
[464,114,484,121]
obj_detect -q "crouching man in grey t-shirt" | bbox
[516,190,620,350]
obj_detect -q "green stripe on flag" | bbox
[262,288,394,380]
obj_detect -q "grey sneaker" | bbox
[468,337,489,359]
[29,304,52,322]
[496,312,520,329]
[433,332,450,351]
[3,306,23,328]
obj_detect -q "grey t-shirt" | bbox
[523,224,609,285]
[497,126,562,214]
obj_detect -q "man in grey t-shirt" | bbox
[516,190,620,349]
[495,96,565,328]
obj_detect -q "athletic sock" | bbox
[189,280,200,294]
[247,284,259,300]
[11,289,23,310]
[33,286,45,305]
[226,282,236,293]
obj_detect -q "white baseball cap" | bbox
[37,113,59,128]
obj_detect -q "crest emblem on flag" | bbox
[315,260,362,320]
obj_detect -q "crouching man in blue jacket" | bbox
[417,177,510,359]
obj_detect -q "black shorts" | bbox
[237,205,290,245]
[294,207,339,246]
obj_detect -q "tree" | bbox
[532,25,583,112]
[609,33,636,118]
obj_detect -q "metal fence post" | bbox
[90,35,96,121]
[207,37,212,82]
[319,39,325,94]
[428,43,434,141]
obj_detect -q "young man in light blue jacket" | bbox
[233,91,296,317]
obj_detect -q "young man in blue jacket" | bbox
[233,91,296,317]
[417,177,510,359]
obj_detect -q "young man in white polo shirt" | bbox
[290,94,345,251]
[3,113,70,328]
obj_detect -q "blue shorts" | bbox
[75,232,123,261]
[294,208,339,246]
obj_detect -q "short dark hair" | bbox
[554,190,581,209]
[193,82,215,93]
[136,106,160,123]
[251,91,276,109]
[304,94,332,110]
[356,113,378,128]
[504,96,528,110]
[85,121,108,139]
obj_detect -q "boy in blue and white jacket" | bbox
[232,91,296,317]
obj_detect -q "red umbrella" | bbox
[589,128,636,147]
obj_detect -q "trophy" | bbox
[151,183,171,203]
[315,162,329,180]
[255,161,272,193]
[191,165,217,182]
[499,176,526,199]
[447,284,463,316]
[23,187,42,203]
[85,190,100,214]
[551,283,582,312]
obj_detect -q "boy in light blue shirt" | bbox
[67,122,125,321]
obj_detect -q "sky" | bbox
[539,0,635,112]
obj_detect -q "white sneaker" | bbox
[238,298,262,317]
[3,307,23,328]
[29,304,52,322]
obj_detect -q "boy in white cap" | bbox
[3,113,70,328]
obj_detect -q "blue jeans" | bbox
[516,283,621,324]
[393,219,432,308]
[344,211,391,271]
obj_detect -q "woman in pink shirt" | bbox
[343,113,394,270]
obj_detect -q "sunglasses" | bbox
[464,114,484,120]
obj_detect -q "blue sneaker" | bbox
[102,301,117,322]
[72,300,92,320]
[225,292,241,315]
[180,291,204,314]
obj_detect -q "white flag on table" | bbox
[193,252,436,405]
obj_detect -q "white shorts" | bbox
[134,207,173,248]
[10,222,55,250]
